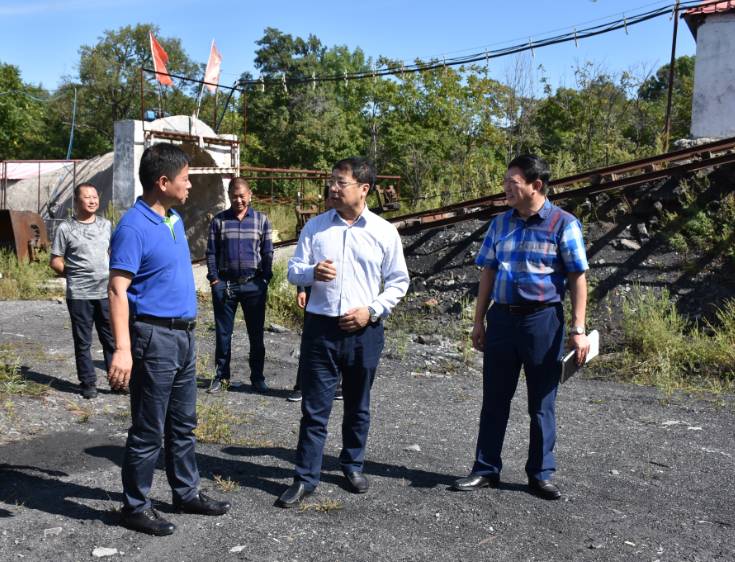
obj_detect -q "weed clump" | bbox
[617,287,735,394]
[0,349,48,398]
[0,250,63,300]
[266,262,304,330]
[195,398,239,444]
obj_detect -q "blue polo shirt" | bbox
[110,197,197,319]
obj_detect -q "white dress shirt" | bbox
[287,206,410,318]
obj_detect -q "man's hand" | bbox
[210,279,220,286]
[570,333,590,366]
[314,259,337,282]
[108,349,133,391]
[471,321,486,352]
[338,307,370,332]
[296,291,307,309]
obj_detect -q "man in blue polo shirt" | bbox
[107,143,230,536]
[452,154,590,501]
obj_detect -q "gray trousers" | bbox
[121,321,200,513]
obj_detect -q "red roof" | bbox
[683,1,735,38]
[685,1,735,16]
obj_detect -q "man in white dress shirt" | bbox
[277,157,409,507]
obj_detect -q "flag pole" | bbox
[194,39,213,121]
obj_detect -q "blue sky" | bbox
[0,0,697,91]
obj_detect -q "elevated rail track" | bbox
[273,136,735,246]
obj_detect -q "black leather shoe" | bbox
[344,471,369,494]
[275,482,313,508]
[207,379,225,394]
[174,492,231,515]
[252,380,269,393]
[286,389,302,402]
[80,383,98,399]
[120,508,175,536]
[451,473,500,491]
[528,478,561,500]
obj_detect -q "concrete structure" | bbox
[684,2,735,139]
[3,116,239,260]
[112,115,239,259]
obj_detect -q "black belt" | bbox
[221,272,260,284]
[134,315,197,331]
[494,302,555,316]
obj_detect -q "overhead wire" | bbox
[140,0,710,92]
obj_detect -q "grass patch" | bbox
[661,180,735,261]
[65,400,93,423]
[266,261,304,329]
[195,398,240,444]
[0,249,64,300]
[299,498,344,513]
[0,350,48,398]
[196,351,213,381]
[615,287,735,395]
[258,202,299,242]
[212,474,240,493]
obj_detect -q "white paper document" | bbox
[560,329,599,383]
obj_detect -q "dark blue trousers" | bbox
[66,298,115,386]
[472,303,564,481]
[212,278,267,383]
[121,322,200,513]
[294,314,384,489]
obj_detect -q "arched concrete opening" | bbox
[111,115,239,261]
[177,142,227,260]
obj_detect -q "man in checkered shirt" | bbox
[452,154,590,501]
[206,177,273,394]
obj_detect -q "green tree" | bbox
[242,28,371,175]
[51,24,199,157]
[0,63,50,159]
[634,55,694,147]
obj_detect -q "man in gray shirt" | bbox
[50,182,115,399]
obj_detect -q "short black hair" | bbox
[73,182,97,199]
[332,157,376,190]
[508,154,551,193]
[228,177,251,193]
[138,143,190,192]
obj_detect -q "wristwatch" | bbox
[367,306,380,324]
[570,326,586,336]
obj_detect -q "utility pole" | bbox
[663,0,681,151]
[65,87,77,160]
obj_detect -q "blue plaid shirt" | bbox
[475,199,588,304]
[206,207,274,282]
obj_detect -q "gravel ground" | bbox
[1,300,733,561]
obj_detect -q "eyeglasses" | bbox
[327,178,360,189]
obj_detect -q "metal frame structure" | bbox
[142,129,240,176]
[0,159,83,212]
[270,136,735,246]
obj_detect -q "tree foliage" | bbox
[0,63,50,160]
[2,25,697,208]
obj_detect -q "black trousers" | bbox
[66,298,115,386]
[212,278,267,383]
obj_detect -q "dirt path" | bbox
[1,301,733,561]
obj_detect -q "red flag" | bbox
[149,31,173,86]
[203,40,222,93]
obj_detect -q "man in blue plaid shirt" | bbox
[206,178,273,394]
[452,154,590,501]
